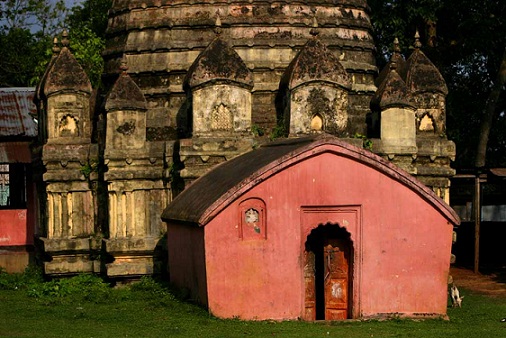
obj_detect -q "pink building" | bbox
[0,88,38,273]
[162,136,459,321]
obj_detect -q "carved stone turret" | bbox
[281,27,352,136]
[372,34,455,202]
[179,34,255,182]
[103,60,170,278]
[405,32,449,137]
[35,30,98,275]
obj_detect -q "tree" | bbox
[0,0,111,89]
[0,27,42,86]
[0,0,67,35]
[369,0,506,168]
[0,0,67,87]
[64,0,112,88]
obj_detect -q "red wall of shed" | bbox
[203,152,452,320]
[0,210,32,246]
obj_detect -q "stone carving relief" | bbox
[211,103,233,131]
[116,120,136,135]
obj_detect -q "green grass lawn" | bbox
[0,271,505,338]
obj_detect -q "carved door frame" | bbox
[301,206,362,320]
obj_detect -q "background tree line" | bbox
[0,0,504,169]
[368,0,506,169]
[0,0,110,88]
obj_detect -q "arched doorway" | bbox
[303,224,353,320]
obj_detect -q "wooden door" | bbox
[323,239,349,320]
[303,251,316,321]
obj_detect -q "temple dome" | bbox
[405,34,448,95]
[105,61,147,112]
[281,36,351,90]
[184,37,253,90]
[371,64,414,111]
[43,35,91,97]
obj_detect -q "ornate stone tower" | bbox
[372,34,455,203]
[103,0,377,138]
[34,1,455,277]
[34,31,99,275]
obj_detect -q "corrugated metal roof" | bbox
[0,88,37,138]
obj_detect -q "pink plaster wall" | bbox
[203,151,453,320]
[0,209,32,246]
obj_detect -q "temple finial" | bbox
[414,30,422,49]
[390,60,397,72]
[61,29,69,48]
[214,13,222,35]
[52,36,61,55]
[393,37,401,54]
[120,55,128,73]
[310,15,320,36]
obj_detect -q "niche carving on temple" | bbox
[58,114,79,137]
[310,114,323,132]
[238,198,266,240]
[418,113,435,132]
[211,103,233,131]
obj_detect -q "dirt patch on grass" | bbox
[450,266,506,298]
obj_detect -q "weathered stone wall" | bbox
[288,84,349,135]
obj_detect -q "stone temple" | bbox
[33,0,455,278]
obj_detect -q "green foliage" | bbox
[68,26,105,88]
[1,0,111,88]
[251,124,265,137]
[269,124,287,140]
[66,0,112,39]
[0,265,43,290]
[0,0,67,86]
[129,276,180,307]
[0,0,67,35]
[80,159,99,179]
[352,133,373,151]
[27,274,113,304]
[0,28,49,87]
[64,0,112,88]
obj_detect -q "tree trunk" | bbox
[475,47,506,168]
